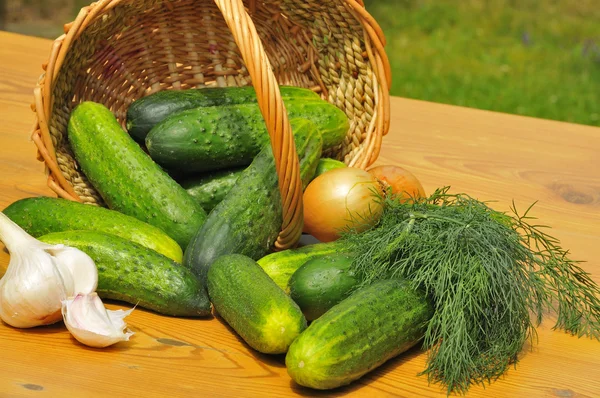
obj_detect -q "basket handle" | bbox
[215,0,304,250]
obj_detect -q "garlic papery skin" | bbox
[62,293,134,348]
[0,212,97,328]
[0,247,69,328]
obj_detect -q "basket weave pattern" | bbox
[31,0,390,248]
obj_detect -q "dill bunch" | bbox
[340,187,600,394]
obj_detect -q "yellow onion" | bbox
[368,165,426,201]
[303,167,384,242]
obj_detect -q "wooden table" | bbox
[1,30,599,397]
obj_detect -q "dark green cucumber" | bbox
[257,242,346,291]
[68,102,207,248]
[286,279,433,390]
[207,254,307,354]
[314,158,347,179]
[288,254,358,321]
[39,231,211,317]
[179,168,245,213]
[145,98,347,173]
[126,86,320,142]
[183,118,322,288]
[2,196,183,262]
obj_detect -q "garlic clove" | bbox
[62,293,134,348]
[46,244,98,296]
[0,247,70,328]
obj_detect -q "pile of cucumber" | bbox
[1,86,432,390]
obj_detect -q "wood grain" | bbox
[0,30,599,397]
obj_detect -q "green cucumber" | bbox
[2,196,183,263]
[257,242,345,291]
[145,98,347,173]
[207,254,307,354]
[286,279,433,390]
[179,168,245,213]
[183,118,322,288]
[126,86,320,142]
[39,231,211,317]
[288,254,358,321]
[68,102,207,248]
[314,158,347,179]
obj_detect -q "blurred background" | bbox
[1,0,598,128]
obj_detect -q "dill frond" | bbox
[340,187,600,394]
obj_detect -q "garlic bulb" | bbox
[62,293,134,348]
[0,212,97,328]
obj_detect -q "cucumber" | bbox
[314,158,347,179]
[288,254,358,321]
[39,231,211,317]
[179,168,245,213]
[145,98,347,173]
[183,118,322,288]
[257,242,345,291]
[126,86,321,142]
[207,254,307,354]
[2,196,183,263]
[286,279,433,390]
[67,102,207,248]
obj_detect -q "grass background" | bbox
[2,0,599,127]
[363,0,600,127]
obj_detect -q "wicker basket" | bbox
[30,0,390,249]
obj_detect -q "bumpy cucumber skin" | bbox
[257,242,346,292]
[207,254,307,354]
[314,158,347,179]
[183,119,322,288]
[288,254,358,321]
[286,279,433,390]
[145,99,347,173]
[39,231,211,317]
[179,168,245,213]
[126,86,320,142]
[67,102,206,248]
[2,196,183,262]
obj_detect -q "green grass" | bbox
[364,0,600,127]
